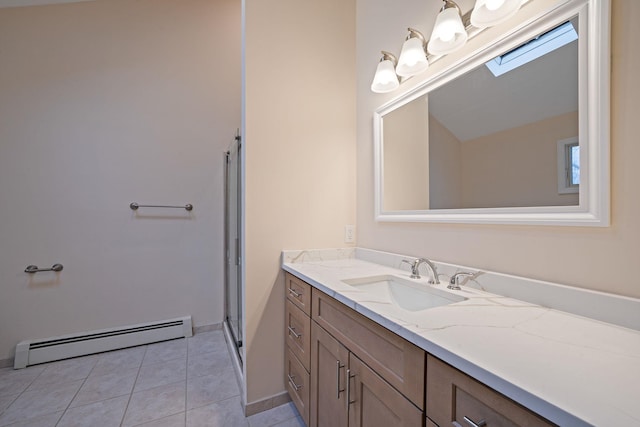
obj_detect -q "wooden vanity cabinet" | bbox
[285,299,311,371]
[310,321,349,427]
[285,272,554,427]
[425,418,438,427]
[311,288,425,409]
[310,320,423,427]
[286,273,312,315]
[426,355,555,427]
[348,353,423,427]
[310,288,425,427]
[286,347,310,423]
[284,273,311,425]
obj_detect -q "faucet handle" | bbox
[401,259,421,279]
[448,271,476,290]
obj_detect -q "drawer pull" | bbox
[287,326,302,339]
[463,416,487,427]
[288,374,302,391]
[346,369,356,405]
[288,287,302,298]
[336,360,345,398]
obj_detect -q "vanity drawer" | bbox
[426,355,555,427]
[286,347,310,426]
[312,288,425,409]
[286,273,312,315]
[285,299,311,372]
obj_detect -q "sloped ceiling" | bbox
[429,39,579,142]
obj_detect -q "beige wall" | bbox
[384,110,578,210]
[357,0,640,299]
[461,111,579,208]
[0,0,241,360]
[429,115,463,209]
[244,0,356,406]
[383,95,430,210]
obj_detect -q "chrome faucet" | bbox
[448,272,475,290]
[402,258,440,284]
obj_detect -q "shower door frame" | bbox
[224,133,243,364]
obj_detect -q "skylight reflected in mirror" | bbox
[485,21,578,77]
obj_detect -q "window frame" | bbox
[557,136,580,194]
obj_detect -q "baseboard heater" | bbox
[14,316,192,369]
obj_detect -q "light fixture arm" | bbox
[379,51,397,65]
[440,0,462,15]
[406,28,427,48]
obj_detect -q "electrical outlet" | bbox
[344,225,355,243]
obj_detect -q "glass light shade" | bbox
[427,7,468,55]
[396,37,429,77]
[371,58,399,93]
[470,0,523,28]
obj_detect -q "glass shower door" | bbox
[225,132,242,361]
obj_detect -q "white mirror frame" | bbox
[374,0,610,226]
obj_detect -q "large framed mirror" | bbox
[374,0,609,226]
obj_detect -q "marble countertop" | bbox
[282,248,640,427]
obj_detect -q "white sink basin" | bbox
[342,275,466,311]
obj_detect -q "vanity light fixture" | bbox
[470,0,524,28]
[371,51,400,93]
[427,0,468,55]
[370,0,529,93]
[396,28,429,77]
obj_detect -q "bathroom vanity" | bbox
[282,248,640,427]
[286,272,424,427]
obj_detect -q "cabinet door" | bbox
[310,321,349,427]
[348,353,423,427]
[312,289,425,408]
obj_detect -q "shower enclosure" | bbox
[224,132,242,363]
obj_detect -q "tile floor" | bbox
[0,331,304,427]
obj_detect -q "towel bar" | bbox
[25,264,63,274]
[130,202,193,211]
